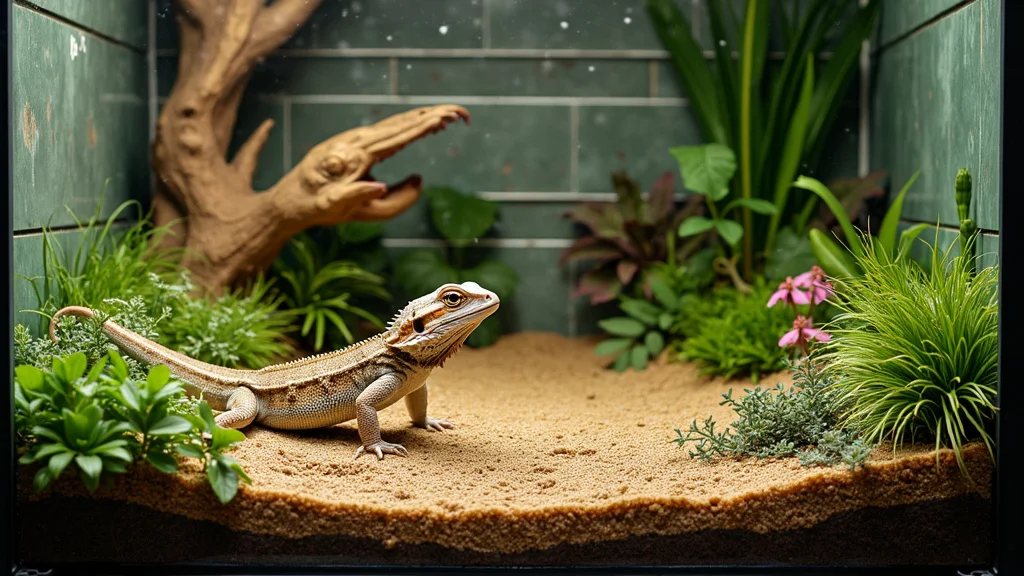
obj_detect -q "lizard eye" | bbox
[442,292,464,307]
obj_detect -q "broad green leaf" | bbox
[658,313,674,331]
[670,143,737,201]
[108,350,129,382]
[630,345,650,371]
[15,365,44,391]
[794,176,862,256]
[148,415,192,436]
[878,170,921,255]
[47,451,74,478]
[649,277,679,310]
[646,0,728,145]
[645,331,666,356]
[678,216,716,237]
[715,219,744,246]
[63,352,88,384]
[100,446,133,462]
[427,187,499,247]
[119,381,141,412]
[620,299,661,325]
[198,402,217,432]
[612,349,631,372]
[598,317,647,338]
[394,249,459,298]
[85,356,108,386]
[765,227,816,280]
[727,198,779,216]
[594,338,634,357]
[147,364,171,392]
[463,259,519,301]
[33,466,55,493]
[75,454,104,490]
[808,228,857,278]
[465,315,502,348]
[176,444,206,459]
[211,426,246,452]
[146,452,179,474]
[207,458,240,504]
[765,53,814,255]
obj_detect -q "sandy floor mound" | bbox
[32,332,993,554]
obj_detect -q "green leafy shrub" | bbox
[672,279,797,381]
[395,186,518,347]
[796,171,931,279]
[821,232,999,474]
[20,201,295,369]
[647,0,880,282]
[672,357,872,470]
[273,232,391,352]
[594,277,680,372]
[561,170,702,304]
[15,351,250,503]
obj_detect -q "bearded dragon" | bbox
[49,282,500,460]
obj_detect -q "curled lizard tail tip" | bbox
[49,306,95,342]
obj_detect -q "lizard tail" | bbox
[49,306,97,342]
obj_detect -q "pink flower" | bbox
[778,316,831,348]
[794,265,833,305]
[767,277,811,308]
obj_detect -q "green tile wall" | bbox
[11,2,149,334]
[871,0,1001,265]
[154,0,867,336]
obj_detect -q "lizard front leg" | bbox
[354,373,409,460]
[405,383,455,432]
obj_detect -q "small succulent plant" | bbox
[561,170,702,305]
[956,168,979,275]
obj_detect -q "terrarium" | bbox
[4,0,1016,574]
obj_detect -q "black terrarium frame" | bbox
[2,0,1020,574]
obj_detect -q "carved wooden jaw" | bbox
[298,104,471,224]
[385,282,500,367]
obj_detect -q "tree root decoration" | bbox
[152,0,470,295]
[714,255,753,295]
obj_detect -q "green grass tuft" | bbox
[821,232,999,475]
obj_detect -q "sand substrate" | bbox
[17,332,994,567]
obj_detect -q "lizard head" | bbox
[384,282,500,368]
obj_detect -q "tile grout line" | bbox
[476,191,692,202]
[481,0,491,50]
[569,104,580,192]
[388,57,399,95]
[381,238,574,249]
[259,94,690,107]
[978,0,983,200]
[282,99,292,169]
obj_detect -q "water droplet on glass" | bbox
[439,25,449,35]
[623,17,632,24]
[473,238,480,244]
[719,39,726,47]
[588,65,595,72]
[560,21,569,30]
[406,64,413,70]
[386,35,393,42]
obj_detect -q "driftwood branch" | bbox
[152,0,469,295]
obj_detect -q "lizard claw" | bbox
[417,417,455,432]
[355,441,408,460]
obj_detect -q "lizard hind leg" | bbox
[214,387,259,430]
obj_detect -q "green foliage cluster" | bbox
[672,357,873,470]
[21,201,295,369]
[15,351,250,503]
[272,228,391,352]
[821,232,999,474]
[797,171,931,279]
[671,279,800,381]
[395,187,518,347]
[647,0,880,282]
[560,170,704,304]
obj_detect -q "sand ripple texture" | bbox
[30,332,993,554]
